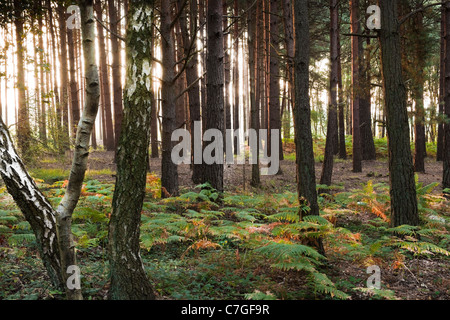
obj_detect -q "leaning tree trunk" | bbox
[0,118,63,291]
[55,0,100,299]
[378,0,419,226]
[108,1,156,300]
[294,0,325,255]
[0,0,100,299]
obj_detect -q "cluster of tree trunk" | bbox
[0,0,450,300]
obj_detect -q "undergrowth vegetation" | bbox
[0,167,449,300]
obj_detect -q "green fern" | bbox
[308,272,350,300]
[8,233,36,246]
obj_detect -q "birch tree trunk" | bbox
[55,0,100,299]
[0,118,63,290]
[108,1,156,300]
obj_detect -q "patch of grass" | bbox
[29,168,69,183]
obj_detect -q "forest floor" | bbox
[0,145,449,300]
[35,148,446,194]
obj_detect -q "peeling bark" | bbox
[0,118,62,290]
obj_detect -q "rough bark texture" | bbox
[294,0,325,256]
[108,1,156,300]
[203,0,224,193]
[161,0,179,197]
[378,0,419,226]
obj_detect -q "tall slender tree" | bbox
[94,0,115,151]
[160,0,179,197]
[108,0,123,152]
[444,0,450,191]
[108,0,156,300]
[14,0,31,158]
[378,0,419,226]
[294,0,324,255]
[320,0,339,187]
[202,0,224,193]
[350,0,362,172]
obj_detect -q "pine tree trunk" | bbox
[337,29,347,160]
[294,0,325,256]
[67,28,80,138]
[94,0,115,151]
[233,0,240,156]
[38,5,47,145]
[443,1,450,190]
[203,0,224,193]
[161,0,179,197]
[248,0,260,187]
[14,0,31,158]
[178,0,202,183]
[360,29,376,161]
[320,0,339,187]
[350,0,362,172]
[379,0,419,226]
[108,0,123,152]
[108,1,156,299]
[437,5,445,162]
[268,0,282,162]
[412,8,426,173]
[57,3,70,152]
[223,0,232,154]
